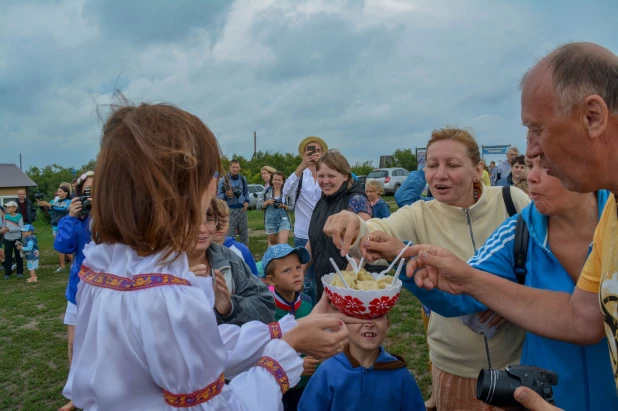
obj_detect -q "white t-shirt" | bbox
[282,168,322,240]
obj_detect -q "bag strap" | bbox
[502,185,517,217]
[513,214,529,285]
[295,172,304,202]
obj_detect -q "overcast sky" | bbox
[2,0,617,171]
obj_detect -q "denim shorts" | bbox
[264,208,291,235]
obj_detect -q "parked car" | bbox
[366,168,409,194]
[247,184,265,209]
[357,175,367,190]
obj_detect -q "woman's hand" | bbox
[478,309,507,329]
[311,292,371,325]
[283,315,348,359]
[359,231,406,262]
[323,210,362,256]
[68,197,83,218]
[189,264,210,277]
[213,270,232,317]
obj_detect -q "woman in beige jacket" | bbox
[324,127,530,410]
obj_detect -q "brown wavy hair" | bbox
[316,150,352,189]
[92,102,221,261]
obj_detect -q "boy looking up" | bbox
[263,244,318,411]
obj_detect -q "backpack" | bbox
[501,185,529,285]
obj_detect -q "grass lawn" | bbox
[0,196,430,410]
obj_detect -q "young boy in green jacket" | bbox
[262,244,318,411]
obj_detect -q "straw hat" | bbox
[298,136,328,157]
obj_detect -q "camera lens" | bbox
[476,369,518,407]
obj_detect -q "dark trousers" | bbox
[282,388,304,411]
[3,239,23,276]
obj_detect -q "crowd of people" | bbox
[2,41,617,411]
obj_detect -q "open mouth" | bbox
[434,184,451,193]
[361,332,377,338]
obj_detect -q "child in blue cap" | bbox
[263,244,318,411]
[17,224,39,283]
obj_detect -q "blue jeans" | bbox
[294,236,316,305]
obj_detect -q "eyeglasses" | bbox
[203,214,219,227]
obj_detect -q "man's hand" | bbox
[359,231,406,262]
[16,244,22,250]
[301,356,320,376]
[242,202,249,211]
[514,387,563,411]
[213,270,233,316]
[68,197,83,218]
[323,210,362,256]
[402,244,471,295]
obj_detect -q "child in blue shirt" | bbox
[17,224,39,283]
[299,313,424,411]
[365,180,391,219]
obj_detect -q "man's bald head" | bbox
[522,42,618,117]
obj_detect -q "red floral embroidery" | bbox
[163,373,224,407]
[79,266,191,291]
[268,322,282,339]
[257,356,290,393]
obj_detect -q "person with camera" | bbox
[217,160,250,247]
[36,184,73,272]
[258,171,294,246]
[54,171,93,411]
[365,157,617,410]
[282,137,327,304]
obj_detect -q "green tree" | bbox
[351,160,375,176]
[387,148,417,171]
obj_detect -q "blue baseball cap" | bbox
[21,224,35,232]
[262,244,310,274]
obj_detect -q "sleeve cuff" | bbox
[276,314,298,336]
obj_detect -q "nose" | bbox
[434,165,448,180]
[527,165,541,185]
[526,135,543,159]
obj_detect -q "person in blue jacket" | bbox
[394,167,432,208]
[298,314,424,411]
[400,157,618,410]
[53,171,93,411]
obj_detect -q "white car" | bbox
[366,168,410,194]
[247,184,265,209]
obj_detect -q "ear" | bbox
[582,95,609,139]
[264,275,275,286]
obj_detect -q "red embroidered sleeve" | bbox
[268,322,282,339]
[257,356,290,393]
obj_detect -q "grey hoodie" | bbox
[206,243,275,326]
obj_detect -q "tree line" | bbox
[25,149,417,196]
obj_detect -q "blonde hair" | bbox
[427,127,481,166]
[213,198,229,217]
[365,179,384,196]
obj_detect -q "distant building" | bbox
[0,163,37,206]
[379,155,394,168]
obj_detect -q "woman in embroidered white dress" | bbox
[63,103,352,410]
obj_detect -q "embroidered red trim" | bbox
[79,266,191,291]
[268,322,282,339]
[257,356,290,393]
[163,373,225,407]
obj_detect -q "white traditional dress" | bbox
[63,243,303,410]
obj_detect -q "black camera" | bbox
[34,192,45,200]
[273,199,283,208]
[77,187,92,217]
[233,188,242,198]
[477,365,558,410]
[223,184,242,198]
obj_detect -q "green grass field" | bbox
[0,196,430,410]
